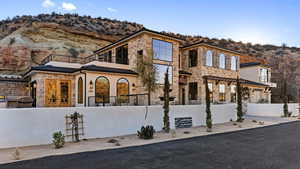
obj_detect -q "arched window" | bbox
[206,50,213,66]
[77,77,83,104]
[219,53,225,69]
[231,56,237,70]
[95,76,110,103]
[117,78,129,103]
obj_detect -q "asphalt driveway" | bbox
[2,121,300,169]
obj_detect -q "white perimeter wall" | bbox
[0,104,237,149]
[246,103,299,117]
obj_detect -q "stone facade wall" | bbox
[0,81,29,96]
[181,45,241,104]
[97,32,181,104]
[30,73,75,107]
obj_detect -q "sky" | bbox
[1,0,300,47]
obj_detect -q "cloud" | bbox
[107,7,118,13]
[62,2,77,11]
[42,0,55,8]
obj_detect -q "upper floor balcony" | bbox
[41,52,128,66]
[41,54,85,65]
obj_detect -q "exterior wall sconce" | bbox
[89,80,93,92]
[25,84,30,91]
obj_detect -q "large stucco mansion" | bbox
[0,28,276,107]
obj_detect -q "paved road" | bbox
[2,122,300,169]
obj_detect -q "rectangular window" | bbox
[154,64,172,84]
[189,50,198,67]
[60,82,69,104]
[230,85,236,103]
[219,84,226,102]
[260,68,268,83]
[189,82,198,100]
[116,45,128,64]
[45,79,71,107]
[208,83,213,102]
[152,39,173,61]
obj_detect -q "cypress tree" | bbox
[205,77,212,131]
[283,80,289,117]
[236,76,243,122]
[163,67,170,133]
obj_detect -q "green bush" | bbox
[53,131,65,149]
[137,125,155,139]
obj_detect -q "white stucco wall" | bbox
[240,66,260,82]
[0,104,236,148]
[246,103,299,117]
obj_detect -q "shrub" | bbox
[107,139,118,143]
[53,131,65,149]
[137,125,155,139]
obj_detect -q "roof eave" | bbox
[94,28,185,54]
[181,43,242,55]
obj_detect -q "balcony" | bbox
[41,54,85,65]
[41,53,126,66]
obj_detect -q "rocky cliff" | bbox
[1,13,299,102]
[0,13,143,73]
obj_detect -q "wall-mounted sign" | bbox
[175,117,192,128]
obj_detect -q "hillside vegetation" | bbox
[0,13,299,102]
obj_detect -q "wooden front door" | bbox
[45,79,72,107]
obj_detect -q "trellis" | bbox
[65,112,84,142]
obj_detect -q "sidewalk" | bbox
[0,116,298,164]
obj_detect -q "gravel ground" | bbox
[1,121,300,169]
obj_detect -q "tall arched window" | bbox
[117,78,129,103]
[77,77,83,104]
[206,50,213,66]
[219,53,225,69]
[95,76,110,103]
[231,56,237,70]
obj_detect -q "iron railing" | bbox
[41,54,85,65]
[41,53,119,65]
[88,94,150,107]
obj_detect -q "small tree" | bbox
[236,76,243,122]
[136,49,157,105]
[283,80,289,117]
[163,68,170,133]
[205,77,212,131]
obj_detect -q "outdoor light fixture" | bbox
[89,80,93,91]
